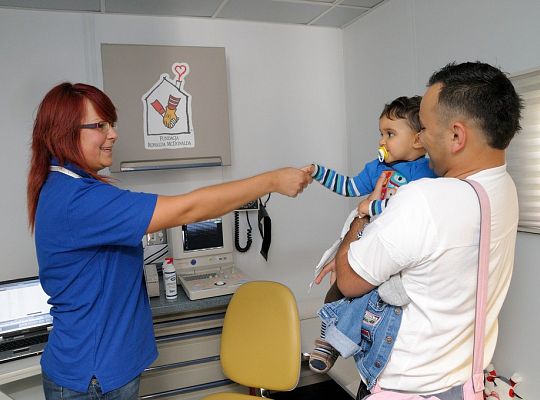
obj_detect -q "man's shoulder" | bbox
[402,176,464,193]
[394,178,472,210]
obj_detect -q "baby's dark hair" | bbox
[380,95,422,132]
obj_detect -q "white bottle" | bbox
[162,258,177,300]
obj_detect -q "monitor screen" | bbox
[168,214,234,272]
[182,218,224,252]
[0,277,52,336]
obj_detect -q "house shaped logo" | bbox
[142,63,194,149]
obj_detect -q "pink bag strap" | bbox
[464,179,491,395]
[366,180,491,400]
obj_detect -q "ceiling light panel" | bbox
[216,0,331,25]
[340,0,384,7]
[0,0,101,12]
[311,5,367,27]
[105,0,224,17]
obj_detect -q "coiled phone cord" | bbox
[234,210,252,252]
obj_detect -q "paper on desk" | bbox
[309,208,359,292]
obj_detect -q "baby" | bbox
[305,95,437,377]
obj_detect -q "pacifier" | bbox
[377,146,389,162]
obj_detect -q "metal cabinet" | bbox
[140,308,247,399]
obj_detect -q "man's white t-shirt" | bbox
[347,165,518,394]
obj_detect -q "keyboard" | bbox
[178,268,251,300]
[182,272,218,281]
[0,333,48,352]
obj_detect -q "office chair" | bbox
[202,281,301,400]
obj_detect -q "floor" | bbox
[271,379,354,400]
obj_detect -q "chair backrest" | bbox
[220,281,301,391]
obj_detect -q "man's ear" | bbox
[450,122,467,153]
[412,132,423,149]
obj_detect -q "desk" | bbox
[0,286,233,400]
[0,289,355,399]
[148,281,232,318]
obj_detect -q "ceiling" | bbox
[0,0,386,29]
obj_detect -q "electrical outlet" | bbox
[146,229,167,246]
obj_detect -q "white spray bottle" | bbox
[162,257,177,300]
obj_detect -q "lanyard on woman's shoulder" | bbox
[49,165,82,179]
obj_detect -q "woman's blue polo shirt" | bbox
[35,162,158,393]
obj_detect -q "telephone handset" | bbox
[233,196,272,260]
[234,200,259,252]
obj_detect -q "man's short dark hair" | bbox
[428,61,523,149]
[380,95,422,133]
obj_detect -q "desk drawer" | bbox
[140,359,226,397]
[153,313,225,337]
[152,329,221,367]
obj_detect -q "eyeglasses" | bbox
[80,121,116,133]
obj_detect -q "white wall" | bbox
[0,8,350,303]
[3,1,538,395]
[343,0,540,397]
[344,0,418,168]
[0,10,92,283]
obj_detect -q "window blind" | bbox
[508,70,540,233]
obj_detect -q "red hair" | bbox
[27,82,117,231]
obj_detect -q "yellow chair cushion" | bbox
[219,281,301,391]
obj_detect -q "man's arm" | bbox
[335,216,376,297]
[335,172,387,296]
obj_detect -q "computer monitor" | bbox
[167,214,234,274]
[0,277,52,337]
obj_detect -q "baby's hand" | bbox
[357,173,386,217]
[371,172,387,200]
[301,164,315,176]
[357,198,370,217]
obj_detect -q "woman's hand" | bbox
[272,167,313,197]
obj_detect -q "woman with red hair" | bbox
[28,82,311,400]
